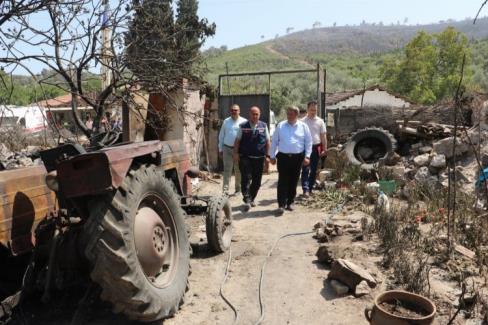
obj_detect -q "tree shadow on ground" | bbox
[190,242,220,260]
[257,199,276,207]
[10,285,163,325]
[312,260,331,271]
[232,207,280,220]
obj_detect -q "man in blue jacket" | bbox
[233,106,270,211]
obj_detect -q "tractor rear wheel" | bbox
[83,165,190,322]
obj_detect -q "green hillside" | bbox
[203,19,488,116]
[204,44,311,86]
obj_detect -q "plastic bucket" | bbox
[378,180,396,194]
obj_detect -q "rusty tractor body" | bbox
[0,111,232,322]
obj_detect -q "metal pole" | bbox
[268,73,271,123]
[323,68,327,120]
[316,63,320,111]
[225,62,231,101]
[101,0,111,89]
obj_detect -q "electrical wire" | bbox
[219,245,240,325]
[253,230,314,325]
[253,201,345,325]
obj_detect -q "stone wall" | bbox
[125,80,205,167]
[203,99,220,171]
[181,81,205,166]
[326,104,470,137]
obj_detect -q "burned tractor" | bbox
[0,106,232,322]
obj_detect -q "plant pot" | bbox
[365,290,436,325]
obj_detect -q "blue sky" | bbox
[3,0,486,75]
[199,0,487,49]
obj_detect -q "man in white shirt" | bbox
[218,104,247,194]
[270,106,312,215]
[301,101,327,197]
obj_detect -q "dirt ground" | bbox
[165,172,376,325]
[7,170,467,324]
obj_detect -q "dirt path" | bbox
[5,172,378,325]
[166,172,373,325]
[263,44,314,69]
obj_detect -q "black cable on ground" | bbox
[253,201,345,325]
[253,230,314,325]
[219,245,240,325]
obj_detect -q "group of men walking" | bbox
[218,101,327,216]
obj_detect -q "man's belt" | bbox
[224,144,234,149]
[278,152,304,157]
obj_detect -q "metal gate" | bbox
[214,65,326,170]
[218,64,326,123]
[218,95,271,125]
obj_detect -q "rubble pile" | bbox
[323,120,488,196]
[0,143,41,170]
[387,118,488,194]
[312,210,379,299]
[313,211,372,244]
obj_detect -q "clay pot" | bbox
[364,290,436,325]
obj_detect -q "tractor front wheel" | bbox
[205,196,233,253]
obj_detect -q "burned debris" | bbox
[303,94,488,323]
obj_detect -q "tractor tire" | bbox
[83,164,190,322]
[345,127,397,170]
[205,196,233,253]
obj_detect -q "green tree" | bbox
[380,27,470,104]
[125,0,215,88]
[435,27,470,99]
[125,0,177,87]
[175,0,215,78]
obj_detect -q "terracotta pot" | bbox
[365,290,436,325]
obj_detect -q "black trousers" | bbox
[277,152,304,207]
[239,156,265,203]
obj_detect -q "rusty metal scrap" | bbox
[0,165,56,255]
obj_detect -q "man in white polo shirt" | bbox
[301,100,327,197]
[218,104,247,194]
[270,105,312,215]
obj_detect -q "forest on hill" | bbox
[203,19,488,116]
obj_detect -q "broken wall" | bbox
[203,99,220,171]
[327,89,411,110]
[124,80,205,167]
[327,103,472,137]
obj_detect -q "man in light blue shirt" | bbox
[270,105,312,215]
[219,104,247,194]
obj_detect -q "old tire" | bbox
[205,196,233,253]
[84,165,190,322]
[345,127,397,170]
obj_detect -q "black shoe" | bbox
[250,201,256,207]
[243,203,251,212]
[276,207,285,216]
[285,204,294,211]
